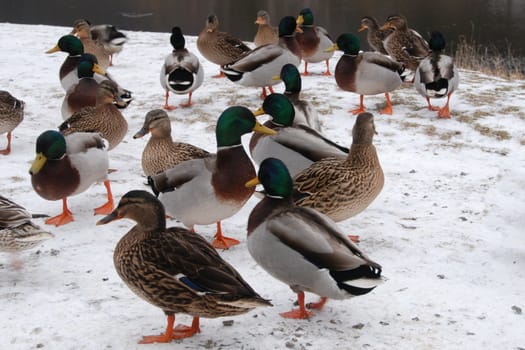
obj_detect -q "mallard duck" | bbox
[246,158,382,319]
[148,106,276,249]
[60,53,105,120]
[90,24,128,66]
[0,91,24,155]
[59,80,128,151]
[71,19,110,69]
[196,14,251,78]
[250,93,347,177]
[253,10,278,47]
[327,33,405,115]
[161,27,204,110]
[293,112,384,228]
[274,63,321,131]
[295,8,334,76]
[133,109,210,176]
[29,130,114,226]
[357,16,393,55]
[414,31,459,119]
[96,190,271,344]
[380,14,430,72]
[221,16,302,99]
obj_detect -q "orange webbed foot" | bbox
[438,106,451,119]
[213,71,225,78]
[350,107,366,115]
[94,200,114,216]
[212,235,240,250]
[280,308,314,319]
[45,210,74,226]
[380,105,393,115]
[348,235,360,243]
[163,104,177,111]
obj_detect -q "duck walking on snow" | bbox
[0,90,24,155]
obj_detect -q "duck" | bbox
[70,19,110,69]
[29,130,114,226]
[60,53,106,120]
[414,31,459,119]
[221,16,302,99]
[357,16,393,55]
[249,93,347,177]
[246,157,382,319]
[196,14,251,78]
[147,106,276,249]
[0,195,54,267]
[161,26,204,110]
[133,109,210,177]
[295,8,334,76]
[380,14,430,73]
[327,33,405,115]
[292,112,384,237]
[253,10,278,47]
[96,190,271,344]
[0,91,24,155]
[274,63,321,131]
[90,23,128,66]
[59,79,128,151]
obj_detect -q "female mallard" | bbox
[380,14,430,72]
[357,16,393,55]
[196,14,251,78]
[414,31,459,119]
[293,112,384,232]
[253,10,278,47]
[59,79,128,151]
[250,93,347,177]
[327,33,405,115]
[0,91,24,155]
[0,195,54,267]
[221,16,302,99]
[295,8,334,76]
[274,63,321,131]
[90,23,128,66]
[148,106,276,249]
[97,190,271,344]
[161,27,204,110]
[71,19,110,69]
[246,158,382,319]
[29,130,114,226]
[133,109,210,177]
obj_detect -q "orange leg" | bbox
[213,71,225,78]
[139,315,201,344]
[323,59,331,76]
[437,93,452,119]
[350,95,366,115]
[302,61,310,76]
[280,292,314,319]
[307,297,328,310]
[109,54,114,66]
[180,92,193,108]
[0,131,12,155]
[348,235,360,243]
[45,198,74,226]
[212,221,240,249]
[426,96,440,111]
[380,93,393,115]
[163,91,177,111]
[94,180,114,215]
[269,86,275,94]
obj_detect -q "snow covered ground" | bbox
[1,22,524,349]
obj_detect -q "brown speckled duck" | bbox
[357,16,393,55]
[196,14,251,78]
[133,109,210,176]
[97,190,271,344]
[253,10,278,47]
[0,91,24,155]
[71,19,110,69]
[59,80,128,151]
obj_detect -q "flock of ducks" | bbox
[0,9,460,344]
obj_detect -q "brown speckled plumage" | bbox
[358,16,393,55]
[253,10,278,47]
[0,91,24,155]
[71,19,110,69]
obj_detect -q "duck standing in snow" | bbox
[70,19,110,69]
[357,16,393,55]
[0,90,24,155]
[246,158,382,319]
[90,23,127,66]
[253,10,278,47]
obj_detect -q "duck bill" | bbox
[45,45,61,54]
[133,126,149,139]
[379,23,394,31]
[92,63,106,76]
[325,43,339,53]
[296,15,304,26]
[29,153,47,175]
[255,16,264,25]
[253,121,277,135]
[253,107,266,117]
[245,176,260,188]
[271,74,281,81]
[96,211,121,225]
[357,25,367,32]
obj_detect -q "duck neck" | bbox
[213,145,256,199]
[247,195,293,234]
[280,36,301,58]
[348,143,380,166]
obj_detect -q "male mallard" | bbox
[253,10,278,47]
[357,16,393,55]
[246,158,382,319]
[0,91,24,155]
[161,27,204,110]
[29,130,114,226]
[97,190,271,344]
[71,19,110,69]
[148,106,276,249]
[274,63,321,131]
[380,14,430,72]
[59,80,128,151]
[293,112,384,230]
[221,16,302,99]
[133,109,210,177]
[414,31,459,119]
[327,33,405,115]
[295,8,334,76]
[90,23,128,66]
[196,14,251,78]
[250,93,347,177]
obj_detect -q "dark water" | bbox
[2,0,524,56]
